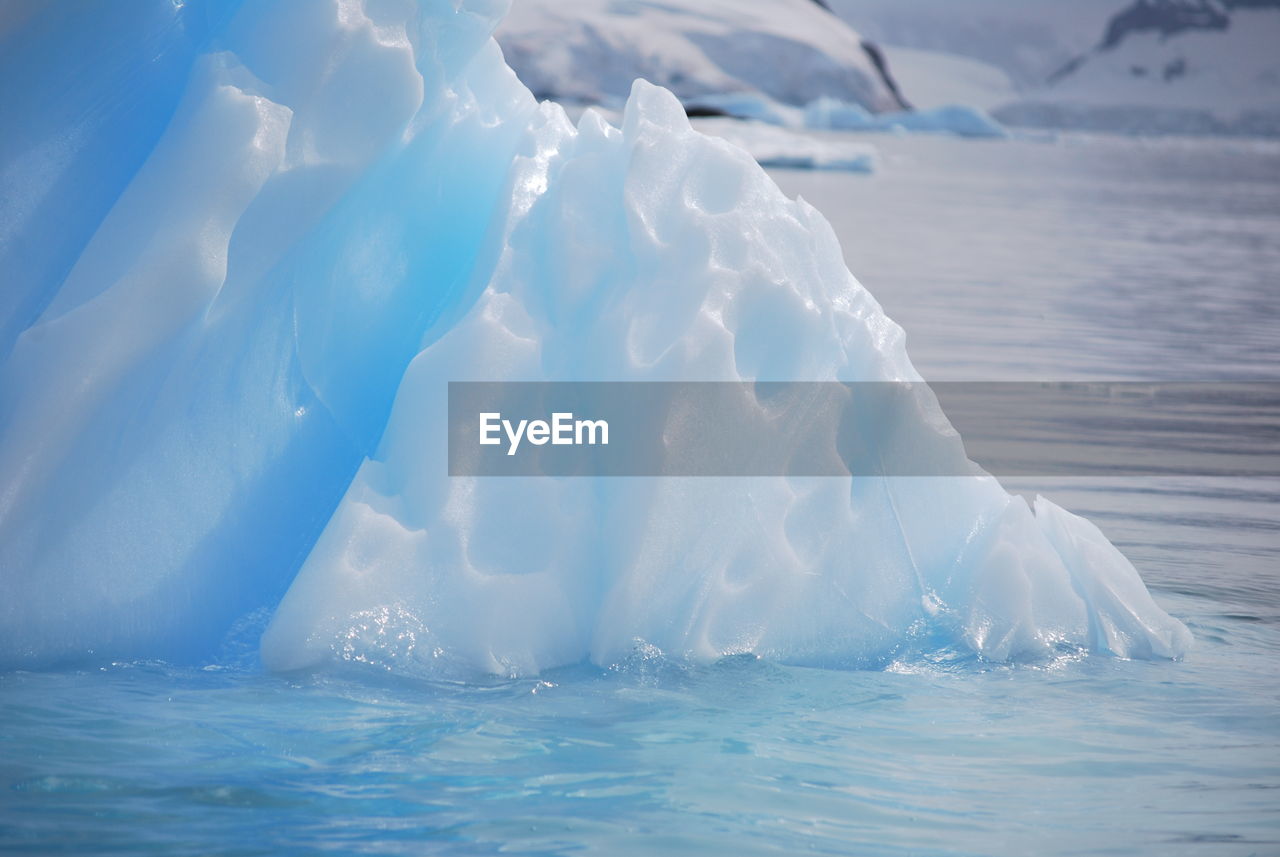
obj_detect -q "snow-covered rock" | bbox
[828,0,1116,90]
[493,1,1009,140]
[683,92,807,127]
[995,2,1280,136]
[494,0,902,112]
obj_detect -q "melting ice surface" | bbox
[0,0,1189,675]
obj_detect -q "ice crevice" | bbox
[0,0,1191,673]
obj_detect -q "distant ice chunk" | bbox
[806,97,1009,138]
[683,92,806,127]
[692,117,877,171]
[677,90,1010,142]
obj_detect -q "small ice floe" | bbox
[691,117,877,172]
[805,97,1009,139]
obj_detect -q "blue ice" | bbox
[0,0,1186,673]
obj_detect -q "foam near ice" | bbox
[0,0,1189,673]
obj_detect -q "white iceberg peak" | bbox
[263,35,1189,675]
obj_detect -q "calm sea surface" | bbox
[2,132,1277,856]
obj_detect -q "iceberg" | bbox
[0,0,1189,673]
[805,97,1010,139]
[691,117,877,172]
[683,92,807,128]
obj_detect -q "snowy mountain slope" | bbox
[996,1,1280,135]
[828,0,1279,136]
[494,0,903,112]
[828,0,1117,89]
[1091,0,1279,53]
[873,45,1017,111]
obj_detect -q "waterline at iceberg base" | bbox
[2,1,1255,854]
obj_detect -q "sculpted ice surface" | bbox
[0,0,1190,673]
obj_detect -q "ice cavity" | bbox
[260,57,1188,671]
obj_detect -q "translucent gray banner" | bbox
[447,382,1280,477]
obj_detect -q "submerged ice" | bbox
[0,0,1190,674]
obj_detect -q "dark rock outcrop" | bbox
[1101,0,1228,51]
[1047,0,1275,85]
[859,40,913,111]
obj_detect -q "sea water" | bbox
[2,133,1277,856]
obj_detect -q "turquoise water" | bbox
[3,133,1278,855]
[1,605,1276,856]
